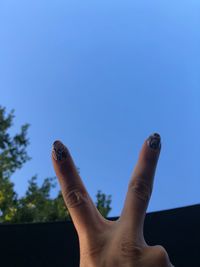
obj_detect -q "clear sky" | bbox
[0,0,199,217]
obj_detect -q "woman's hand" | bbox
[51,133,174,267]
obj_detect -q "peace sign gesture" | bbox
[51,133,174,267]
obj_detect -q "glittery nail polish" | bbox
[52,140,68,161]
[147,133,161,150]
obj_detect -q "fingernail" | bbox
[52,140,68,161]
[147,133,161,150]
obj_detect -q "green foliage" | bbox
[0,105,112,224]
[0,106,30,222]
[12,176,70,223]
[0,106,30,178]
[95,190,112,217]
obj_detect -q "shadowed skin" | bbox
[51,133,175,267]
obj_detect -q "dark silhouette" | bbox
[0,204,199,267]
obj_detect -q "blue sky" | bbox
[0,0,199,217]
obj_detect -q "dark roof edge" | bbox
[0,203,199,227]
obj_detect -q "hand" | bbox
[51,133,174,267]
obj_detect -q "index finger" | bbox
[51,140,104,237]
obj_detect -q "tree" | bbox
[11,175,71,223]
[0,106,30,222]
[95,190,112,218]
[0,105,112,223]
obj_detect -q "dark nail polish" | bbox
[147,133,161,150]
[52,140,68,161]
[153,133,160,138]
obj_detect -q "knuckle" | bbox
[119,239,142,259]
[62,187,89,208]
[153,245,170,265]
[129,179,152,203]
[81,240,106,257]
